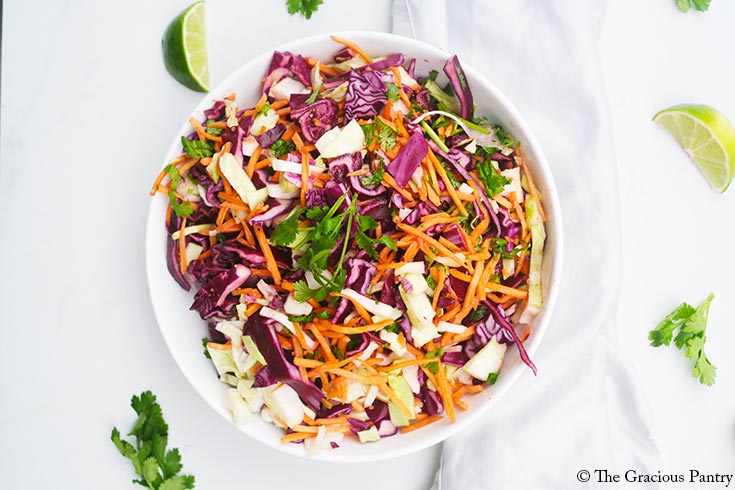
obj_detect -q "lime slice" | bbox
[162,1,209,92]
[653,104,735,192]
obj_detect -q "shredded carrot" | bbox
[178,217,188,274]
[329,293,373,323]
[428,150,468,216]
[381,173,414,201]
[305,57,341,76]
[396,223,464,267]
[294,358,323,368]
[246,146,262,178]
[308,324,337,363]
[401,415,443,433]
[330,35,373,63]
[377,357,442,372]
[253,93,268,115]
[280,124,296,143]
[325,318,394,335]
[485,281,528,298]
[189,116,223,143]
[300,152,309,207]
[292,131,305,151]
[377,383,413,418]
[435,363,456,422]
[253,225,282,285]
[281,432,317,443]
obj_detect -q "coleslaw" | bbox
[151,36,547,454]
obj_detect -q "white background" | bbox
[1,0,734,488]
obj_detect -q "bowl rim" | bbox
[145,30,564,462]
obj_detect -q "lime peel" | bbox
[162,1,210,92]
[653,104,735,193]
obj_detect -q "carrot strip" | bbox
[253,94,268,115]
[396,223,464,267]
[485,281,528,298]
[377,383,413,418]
[247,146,262,178]
[400,415,443,434]
[178,217,188,274]
[300,152,309,207]
[308,324,337,363]
[377,357,441,372]
[282,124,297,142]
[435,363,456,422]
[281,432,317,443]
[325,318,394,335]
[253,225,282,285]
[431,267,447,309]
[328,293,373,323]
[330,35,373,63]
[428,150,468,216]
[189,116,223,143]
[381,173,414,201]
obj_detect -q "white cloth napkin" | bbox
[392,1,661,488]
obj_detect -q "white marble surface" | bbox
[1,1,733,488]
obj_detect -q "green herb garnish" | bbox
[111,391,195,490]
[180,136,214,158]
[270,139,297,159]
[676,0,711,12]
[476,160,510,197]
[649,294,717,386]
[286,0,323,18]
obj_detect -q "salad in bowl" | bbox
[147,32,560,459]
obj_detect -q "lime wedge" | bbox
[653,104,735,193]
[162,1,209,92]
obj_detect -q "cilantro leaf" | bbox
[476,160,510,197]
[270,208,304,246]
[691,0,711,11]
[180,136,214,158]
[677,0,692,11]
[360,166,385,186]
[270,139,296,159]
[286,0,323,19]
[201,337,211,359]
[385,82,400,103]
[492,124,515,147]
[159,475,196,490]
[467,303,489,322]
[648,303,695,349]
[649,294,717,386]
[205,120,223,137]
[375,234,397,252]
[111,391,194,489]
[362,120,396,151]
[441,160,461,189]
[167,190,194,218]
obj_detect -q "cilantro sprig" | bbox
[676,0,711,12]
[286,0,323,19]
[111,391,195,489]
[476,159,510,197]
[362,119,397,151]
[272,194,396,302]
[649,294,717,386]
[164,165,194,218]
[271,139,296,159]
[180,136,213,159]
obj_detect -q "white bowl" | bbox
[146,31,563,462]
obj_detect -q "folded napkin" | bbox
[392,1,661,488]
